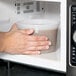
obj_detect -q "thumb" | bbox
[9,23,18,32]
[19,29,34,35]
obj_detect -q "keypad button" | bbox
[73,14,76,17]
[72,50,76,53]
[72,47,76,49]
[72,57,75,60]
[72,53,76,56]
[73,22,76,24]
[73,17,76,20]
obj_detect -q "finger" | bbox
[25,41,51,46]
[23,50,40,55]
[7,49,40,55]
[24,36,48,41]
[25,46,49,51]
[19,29,34,35]
[9,23,18,32]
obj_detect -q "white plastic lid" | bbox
[17,19,60,30]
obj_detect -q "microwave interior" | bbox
[0,0,66,72]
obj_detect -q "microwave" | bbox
[0,0,67,73]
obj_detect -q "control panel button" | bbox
[72,46,76,49]
[73,31,76,42]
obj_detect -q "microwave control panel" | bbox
[14,0,36,14]
[70,5,76,66]
[13,0,45,15]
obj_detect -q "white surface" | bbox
[0,49,65,72]
[16,19,59,30]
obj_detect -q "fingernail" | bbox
[49,42,51,45]
[35,51,41,54]
[37,51,41,54]
[46,46,49,49]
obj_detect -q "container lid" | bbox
[17,19,59,25]
[17,19,60,30]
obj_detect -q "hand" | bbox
[0,24,51,55]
